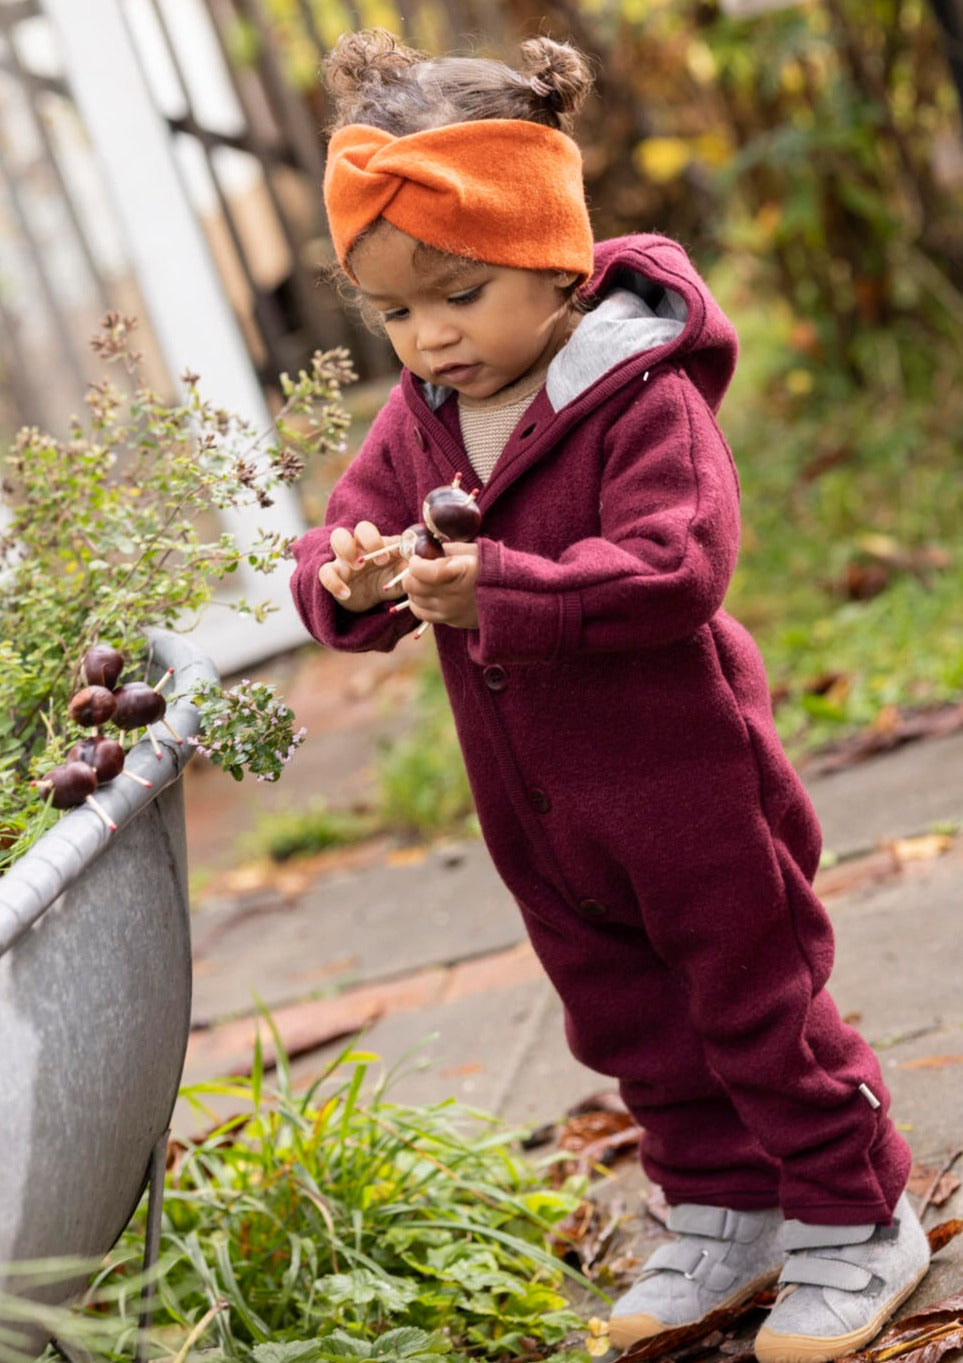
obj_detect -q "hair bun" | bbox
[324,28,425,99]
[519,37,594,122]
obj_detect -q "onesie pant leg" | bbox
[515,903,782,1209]
[515,842,910,1226]
[632,833,911,1225]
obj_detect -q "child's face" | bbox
[351,225,576,399]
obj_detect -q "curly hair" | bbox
[324,28,594,137]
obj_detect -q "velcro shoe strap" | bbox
[646,1242,737,1292]
[778,1253,874,1293]
[782,1219,875,1252]
[668,1204,732,1238]
[667,1204,762,1243]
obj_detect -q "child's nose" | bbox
[415,310,459,352]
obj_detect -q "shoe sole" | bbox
[608,1266,782,1353]
[753,1265,930,1363]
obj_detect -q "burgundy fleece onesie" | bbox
[290,234,911,1225]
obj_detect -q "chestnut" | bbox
[68,735,154,790]
[399,522,444,561]
[81,643,124,689]
[111,681,166,729]
[37,760,97,808]
[422,476,482,543]
[111,679,182,757]
[68,735,125,782]
[69,685,117,727]
[34,761,116,830]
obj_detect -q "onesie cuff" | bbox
[469,543,582,663]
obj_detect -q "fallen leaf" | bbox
[926,1219,963,1256]
[567,1088,632,1117]
[855,532,906,565]
[222,861,277,894]
[908,1163,961,1208]
[872,705,902,735]
[842,562,892,601]
[559,1110,639,1153]
[586,1316,613,1358]
[386,845,429,867]
[803,670,852,701]
[843,1289,963,1363]
[551,1199,601,1264]
[899,1055,963,1070]
[551,1108,641,1184]
[887,834,954,864]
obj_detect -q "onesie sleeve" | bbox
[289,398,419,652]
[468,371,741,664]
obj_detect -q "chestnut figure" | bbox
[69,736,125,782]
[382,523,445,592]
[69,685,117,727]
[394,478,484,640]
[38,761,97,808]
[34,761,117,831]
[112,680,182,757]
[81,643,124,689]
[423,475,482,543]
[399,522,444,561]
[112,682,166,729]
[69,734,155,791]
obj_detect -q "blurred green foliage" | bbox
[251,0,962,378]
[253,0,961,784]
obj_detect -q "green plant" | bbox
[252,798,376,861]
[375,665,476,841]
[0,314,355,872]
[27,1033,598,1363]
[713,260,962,757]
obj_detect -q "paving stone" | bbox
[190,839,522,1023]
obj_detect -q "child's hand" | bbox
[404,543,479,629]
[318,521,405,614]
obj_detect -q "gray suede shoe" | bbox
[754,1193,931,1363]
[608,1203,784,1351]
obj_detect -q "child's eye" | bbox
[382,307,409,324]
[449,286,482,307]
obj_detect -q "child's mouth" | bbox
[434,363,481,385]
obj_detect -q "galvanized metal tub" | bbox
[0,629,217,1358]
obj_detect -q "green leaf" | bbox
[252,1344,326,1363]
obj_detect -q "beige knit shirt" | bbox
[458,362,551,484]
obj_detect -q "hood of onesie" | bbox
[561,234,738,415]
[419,234,739,417]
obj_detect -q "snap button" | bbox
[527,788,551,814]
[483,665,508,692]
[412,426,427,450]
[577,898,608,918]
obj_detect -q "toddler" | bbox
[290,29,930,1362]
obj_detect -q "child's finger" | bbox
[406,554,451,585]
[353,520,397,566]
[329,526,360,561]
[407,553,472,587]
[318,558,353,602]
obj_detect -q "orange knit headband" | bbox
[324,119,595,282]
